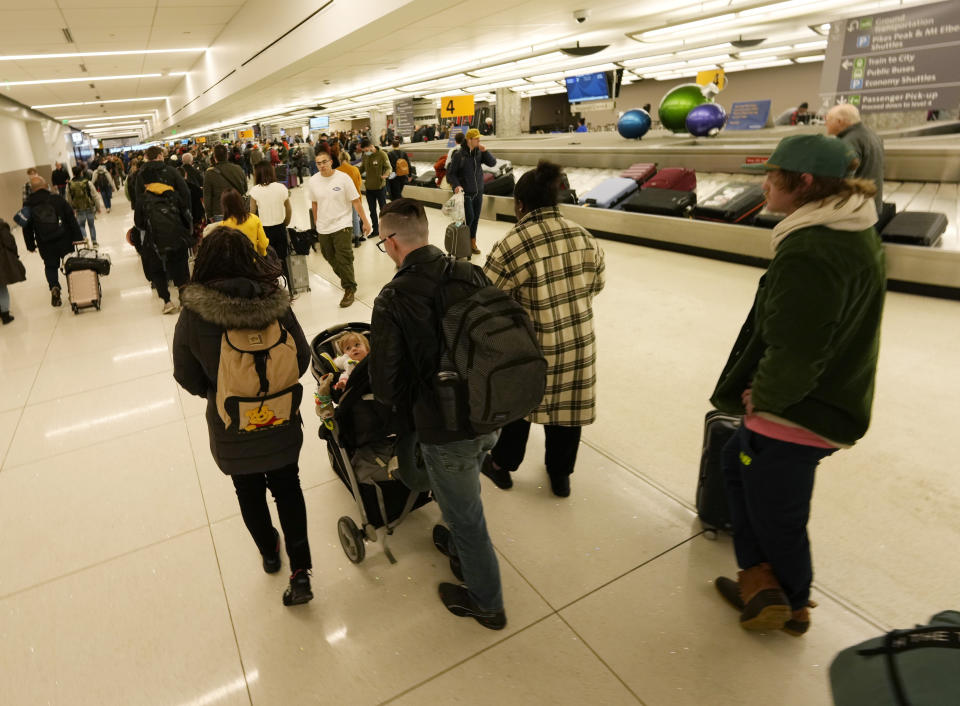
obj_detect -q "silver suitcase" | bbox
[286,254,310,294]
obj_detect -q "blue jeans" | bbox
[463,192,483,241]
[421,432,502,612]
[76,209,97,242]
[351,207,361,239]
[722,425,837,610]
[101,190,112,210]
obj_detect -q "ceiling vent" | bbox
[62,28,74,44]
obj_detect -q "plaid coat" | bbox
[484,207,605,426]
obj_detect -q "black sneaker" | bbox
[438,583,506,630]
[481,455,512,489]
[549,474,571,498]
[262,529,281,574]
[432,525,463,581]
[50,286,62,307]
[282,569,313,606]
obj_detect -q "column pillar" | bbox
[494,88,523,137]
[369,109,387,139]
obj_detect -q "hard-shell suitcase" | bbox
[622,187,696,216]
[645,167,696,192]
[286,253,310,294]
[286,169,298,189]
[578,177,639,208]
[410,170,437,188]
[876,201,897,232]
[881,211,946,247]
[694,182,766,223]
[444,221,472,259]
[697,410,739,536]
[482,172,495,185]
[66,268,101,314]
[830,610,960,706]
[483,172,515,197]
[620,162,657,184]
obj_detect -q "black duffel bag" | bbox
[287,227,317,256]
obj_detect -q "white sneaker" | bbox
[162,301,179,315]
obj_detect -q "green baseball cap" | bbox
[763,134,856,178]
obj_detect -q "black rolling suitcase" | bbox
[753,209,785,229]
[880,211,946,247]
[694,182,766,224]
[622,188,696,216]
[410,170,437,188]
[484,172,515,197]
[697,410,739,536]
[876,202,896,232]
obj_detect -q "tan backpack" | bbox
[216,320,302,434]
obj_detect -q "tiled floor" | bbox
[1,185,957,706]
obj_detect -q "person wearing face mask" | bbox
[710,135,885,638]
[445,128,497,256]
[358,137,391,239]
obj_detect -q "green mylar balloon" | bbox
[658,83,709,133]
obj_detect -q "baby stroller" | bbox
[311,322,432,564]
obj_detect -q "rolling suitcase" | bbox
[694,182,766,223]
[275,164,288,183]
[578,177,638,208]
[444,221,472,259]
[66,268,101,314]
[880,211,947,247]
[483,172,515,197]
[63,245,111,276]
[620,162,657,184]
[622,187,696,217]
[645,167,696,192]
[286,253,310,294]
[482,158,513,177]
[697,410,739,536]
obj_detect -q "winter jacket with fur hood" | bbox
[173,278,311,474]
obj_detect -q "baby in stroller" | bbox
[311,323,431,563]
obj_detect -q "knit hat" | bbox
[465,128,481,140]
[764,135,855,178]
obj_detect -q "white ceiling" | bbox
[0,0,935,140]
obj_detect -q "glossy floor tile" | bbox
[561,536,879,706]
[1,194,956,705]
[0,529,248,706]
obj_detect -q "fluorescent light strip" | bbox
[737,45,792,57]
[0,48,205,61]
[84,122,147,128]
[60,113,156,121]
[622,53,678,67]
[641,13,737,40]
[1,72,186,87]
[794,54,825,63]
[31,96,166,109]
[793,40,828,50]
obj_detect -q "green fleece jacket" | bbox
[360,148,391,190]
[710,214,886,446]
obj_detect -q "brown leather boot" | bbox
[737,562,791,631]
[782,600,817,637]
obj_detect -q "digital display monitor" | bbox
[565,72,610,103]
[309,115,330,130]
[71,132,82,144]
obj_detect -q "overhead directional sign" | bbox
[697,69,727,91]
[819,0,960,113]
[440,95,475,118]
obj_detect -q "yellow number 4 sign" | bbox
[696,69,727,91]
[440,95,475,117]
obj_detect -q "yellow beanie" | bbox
[465,128,481,140]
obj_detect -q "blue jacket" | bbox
[446,146,496,195]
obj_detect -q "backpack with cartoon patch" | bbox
[216,320,303,436]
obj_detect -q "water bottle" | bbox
[435,370,461,431]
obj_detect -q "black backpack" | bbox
[142,191,190,254]
[94,171,111,191]
[31,200,62,243]
[409,258,547,434]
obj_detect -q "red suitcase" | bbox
[620,162,657,184]
[645,167,696,192]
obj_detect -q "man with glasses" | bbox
[307,150,371,307]
[369,199,506,631]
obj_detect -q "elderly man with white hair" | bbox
[826,103,884,214]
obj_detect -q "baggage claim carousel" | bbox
[402,124,960,299]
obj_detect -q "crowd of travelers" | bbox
[2,120,885,644]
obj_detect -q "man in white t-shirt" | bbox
[308,151,372,307]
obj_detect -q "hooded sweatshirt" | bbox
[710,193,886,447]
